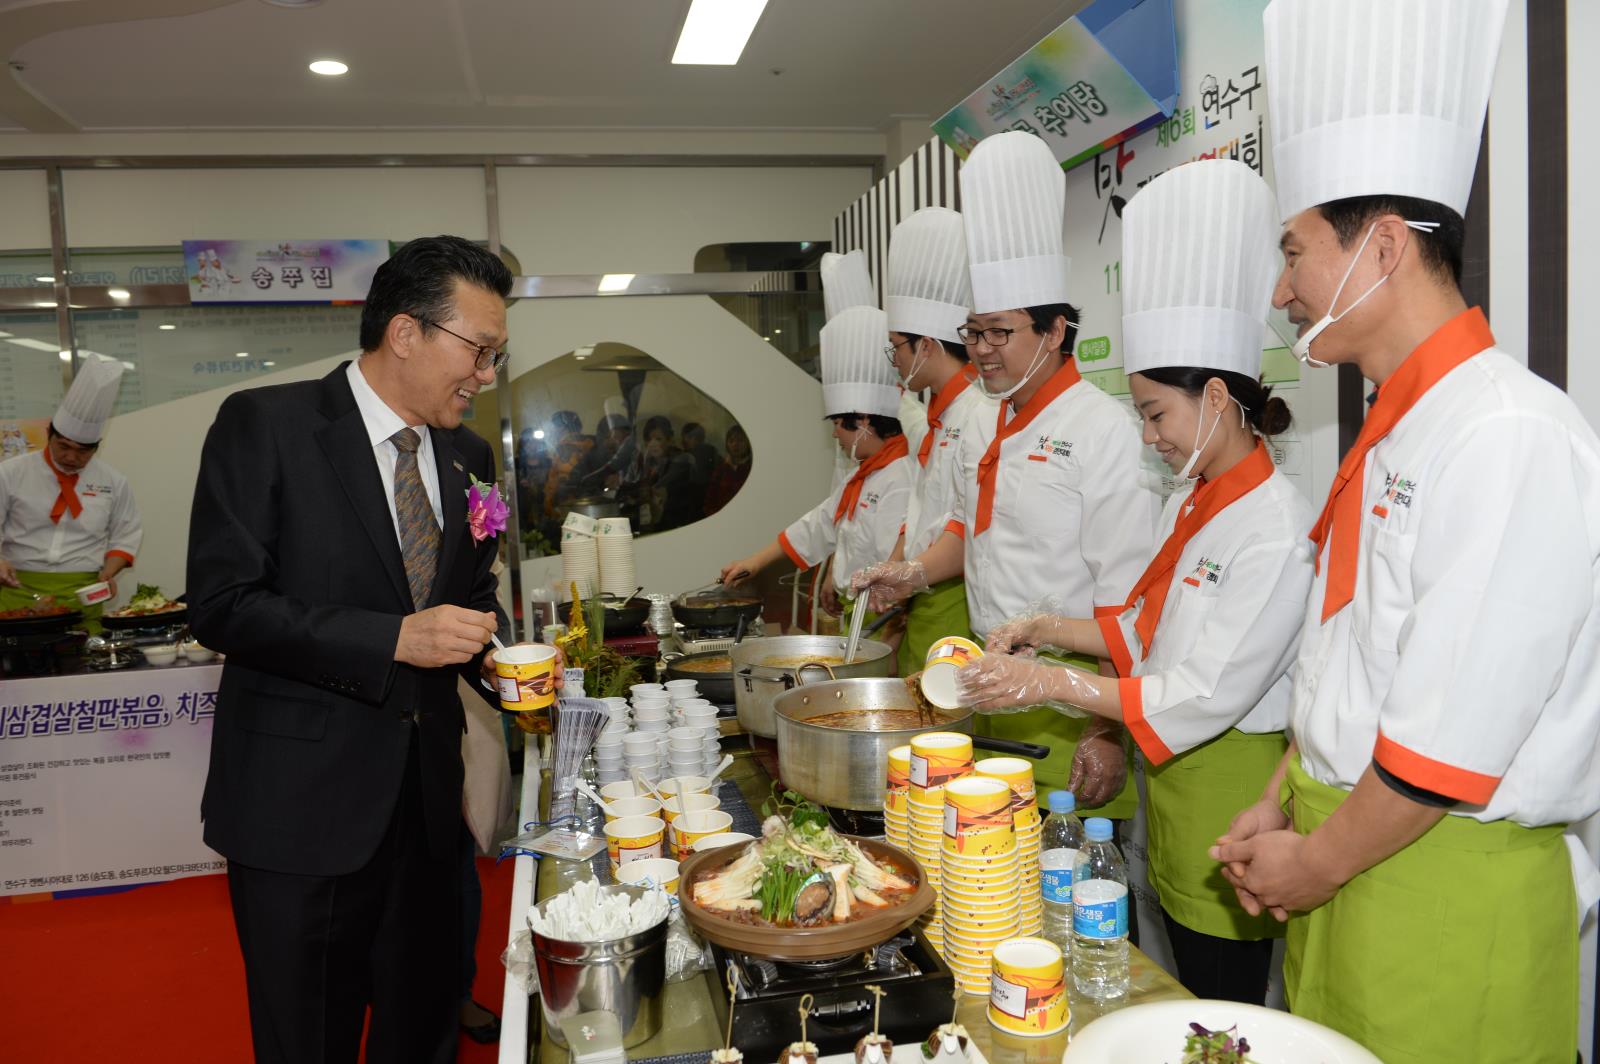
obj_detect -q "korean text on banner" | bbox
[932,0,1178,173]
[183,239,391,303]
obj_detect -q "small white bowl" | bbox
[142,644,180,666]
[180,641,217,663]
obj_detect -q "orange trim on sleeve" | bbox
[1119,676,1175,766]
[1091,604,1120,618]
[1096,613,1133,679]
[105,550,135,566]
[943,518,966,540]
[1373,730,1501,805]
[777,531,811,570]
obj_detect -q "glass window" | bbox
[695,241,826,380]
[509,345,752,559]
[0,312,68,426]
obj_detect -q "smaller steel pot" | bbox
[730,634,895,738]
[662,649,734,704]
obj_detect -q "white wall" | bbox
[0,169,49,249]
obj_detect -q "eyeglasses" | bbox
[882,337,915,365]
[956,325,1020,347]
[417,317,509,372]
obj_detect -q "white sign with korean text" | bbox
[0,664,222,896]
[183,239,390,303]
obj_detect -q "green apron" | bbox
[896,577,971,677]
[0,569,103,633]
[1146,728,1287,940]
[1283,756,1577,1064]
[974,648,1137,819]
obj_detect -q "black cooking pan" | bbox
[101,604,187,632]
[662,649,736,704]
[557,595,650,635]
[671,587,763,630]
[0,608,84,637]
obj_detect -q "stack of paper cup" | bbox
[976,757,1044,935]
[940,777,1023,993]
[988,938,1069,1037]
[560,513,599,598]
[907,731,975,954]
[596,517,636,598]
[622,731,660,782]
[883,745,911,848]
[593,726,626,783]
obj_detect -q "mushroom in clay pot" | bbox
[853,985,893,1064]
[780,994,820,1064]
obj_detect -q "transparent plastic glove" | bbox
[956,654,1099,715]
[849,559,929,612]
[983,597,1064,656]
[1069,717,1128,809]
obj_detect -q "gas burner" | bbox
[708,933,952,1060]
[825,806,886,840]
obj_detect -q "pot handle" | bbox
[661,652,683,664]
[972,735,1051,760]
[793,661,839,687]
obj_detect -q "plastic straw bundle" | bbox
[549,696,610,822]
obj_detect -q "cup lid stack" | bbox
[596,517,637,599]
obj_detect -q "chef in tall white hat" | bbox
[1205,3,1600,1060]
[864,207,995,674]
[720,254,913,616]
[855,130,1161,815]
[0,357,143,629]
[957,159,1314,1004]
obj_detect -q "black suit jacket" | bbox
[187,363,501,876]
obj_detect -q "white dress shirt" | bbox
[346,359,442,541]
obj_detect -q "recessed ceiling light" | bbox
[158,323,176,330]
[34,300,56,309]
[533,429,546,440]
[260,0,324,7]
[596,274,634,294]
[672,0,770,65]
[309,59,348,77]
[236,352,249,358]
[59,350,71,362]
[33,275,54,284]
[108,287,130,300]
[773,327,782,334]
[262,361,276,367]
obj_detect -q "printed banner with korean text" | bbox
[183,239,390,303]
[0,664,222,897]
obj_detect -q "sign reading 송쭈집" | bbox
[932,0,1179,173]
[183,239,391,303]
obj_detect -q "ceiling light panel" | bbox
[672,0,770,65]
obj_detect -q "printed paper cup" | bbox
[671,809,733,859]
[920,636,984,709]
[691,832,756,854]
[494,643,559,720]
[658,775,713,797]
[603,796,662,823]
[885,745,911,816]
[617,856,680,896]
[600,780,647,802]
[909,732,974,789]
[988,938,1069,1037]
[941,777,1016,855]
[974,756,1037,812]
[944,907,1023,938]
[604,814,666,873]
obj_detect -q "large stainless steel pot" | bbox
[730,634,894,738]
[774,676,1049,811]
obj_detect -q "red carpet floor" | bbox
[0,857,517,1063]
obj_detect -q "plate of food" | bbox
[676,792,932,960]
[102,584,186,630]
[0,602,83,635]
[1061,1000,1382,1063]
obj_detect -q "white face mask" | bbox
[1292,219,1441,368]
[978,333,1052,403]
[1175,394,1246,481]
[848,425,866,462]
[900,340,930,391]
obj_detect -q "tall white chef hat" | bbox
[1265,0,1509,221]
[960,131,1071,313]
[1121,159,1280,378]
[820,249,877,321]
[53,356,125,445]
[886,208,971,343]
[822,306,899,419]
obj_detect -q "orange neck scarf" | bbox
[1122,441,1275,658]
[917,364,978,467]
[42,448,83,524]
[974,358,1081,536]
[1309,307,1495,622]
[833,434,910,524]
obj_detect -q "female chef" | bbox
[855,130,1161,813]
[720,290,912,615]
[878,207,992,673]
[956,159,1313,1004]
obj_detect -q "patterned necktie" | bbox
[390,428,440,609]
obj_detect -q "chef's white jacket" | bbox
[0,450,143,572]
[1099,468,1314,764]
[951,377,1162,638]
[903,383,996,559]
[1292,348,1600,827]
[780,455,914,594]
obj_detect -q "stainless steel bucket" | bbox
[529,883,669,1048]
[730,634,895,737]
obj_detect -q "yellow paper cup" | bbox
[658,775,713,798]
[944,907,1022,938]
[941,777,1015,856]
[974,756,1037,813]
[604,796,662,823]
[885,744,911,816]
[909,732,974,789]
[617,856,681,896]
[600,780,648,802]
[604,814,665,873]
[672,809,733,859]
[660,793,720,824]
[494,643,559,719]
[921,636,983,709]
[988,938,1069,1037]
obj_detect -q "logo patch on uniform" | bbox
[1371,473,1416,519]
[859,490,882,512]
[1032,433,1072,460]
[1182,557,1223,588]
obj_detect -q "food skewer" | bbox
[780,994,819,1064]
[854,985,892,1064]
[710,968,744,1064]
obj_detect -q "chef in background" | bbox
[0,357,142,630]
[874,207,993,674]
[1210,2,1600,1060]
[721,253,912,621]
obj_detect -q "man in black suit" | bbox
[188,235,512,1064]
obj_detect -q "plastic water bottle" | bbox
[1039,790,1085,954]
[1071,816,1130,1000]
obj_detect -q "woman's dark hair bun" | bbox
[1258,391,1293,436]
[1135,366,1294,437]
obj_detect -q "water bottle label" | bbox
[1039,847,1076,904]
[1072,880,1128,939]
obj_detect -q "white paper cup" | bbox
[601,781,646,801]
[658,776,712,797]
[616,856,679,896]
[630,683,666,697]
[622,733,658,755]
[637,720,670,734]
[692,832,756,853]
